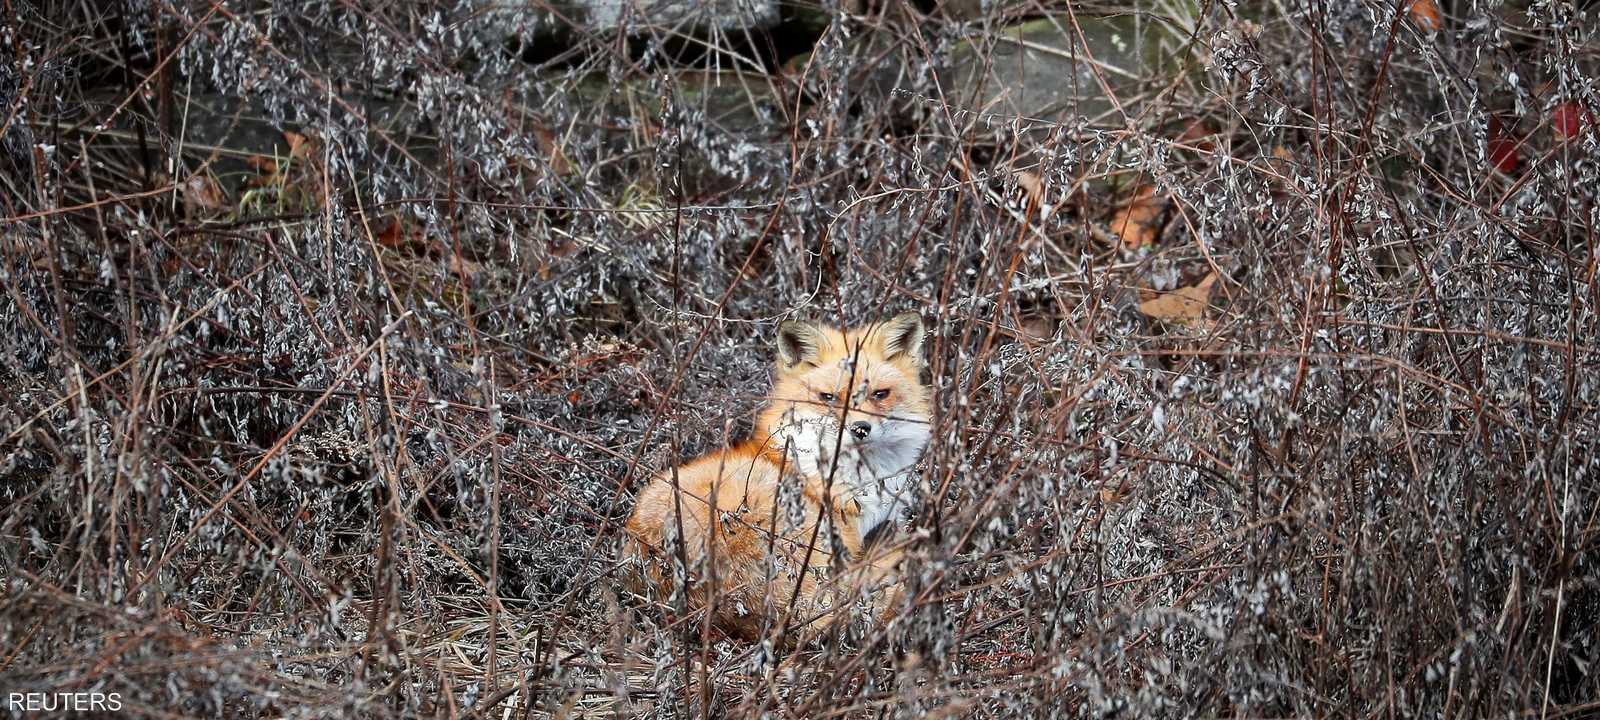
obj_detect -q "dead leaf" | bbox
[374,217,429,252]
[448,252,483,277]
[182,174,228,217]
[1176,120,1218,152]
[284,130,313,161]
[1099,484,1131,505]
[1019,314,1055,341]
[245,155,278,180]
[1407,0,1442,31]
[1110,185,1166,250]
[1015,170,1044,208]
[377,219,404,248]
[533,123,571,176]
[1139,272,1218,328]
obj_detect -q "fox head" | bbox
[756,313,932,490]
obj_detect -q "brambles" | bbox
[2,0,1597,717]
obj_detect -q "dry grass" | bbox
[2,0,1598,717]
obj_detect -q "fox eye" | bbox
[871,389,891,401]
[818,392,836,403]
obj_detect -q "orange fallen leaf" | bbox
[284,130,315,161]
[1015,170,1044,208]
[376,219,404,248]
[245,154,278,177]
[1098,484,1131,504]
[1139,272,1218,327]
[533,123,571,176]
[448,252,483,276]
[1176,119,1217,152]
[375,217,427,251]
[1111,185,1166,250]
[1407,0,1442,31]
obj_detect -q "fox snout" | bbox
[775,411,872,448]
[820,410,887,444]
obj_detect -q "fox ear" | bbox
[776,321,823,369]
[880,313,925,366]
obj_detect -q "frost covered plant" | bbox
[0,0,1596,716]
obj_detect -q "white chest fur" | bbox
[772,415,927,544]
[846,466,916,544]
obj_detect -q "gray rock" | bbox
[647,70,789,195]
[557,70,784,136]
[941,15,1185,127]
[172,93,437,187]
[550,70,786,195]
[933,0,988,21]
[580,0,780,32]
[474,0,780,39]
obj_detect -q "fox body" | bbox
[623,314,932,643]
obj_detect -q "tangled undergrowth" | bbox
[2,0,1597,717]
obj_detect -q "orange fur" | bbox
[622,314,931,644]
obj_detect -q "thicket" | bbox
[2,0,1597,716]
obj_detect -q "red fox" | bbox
[623,313,931,644]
